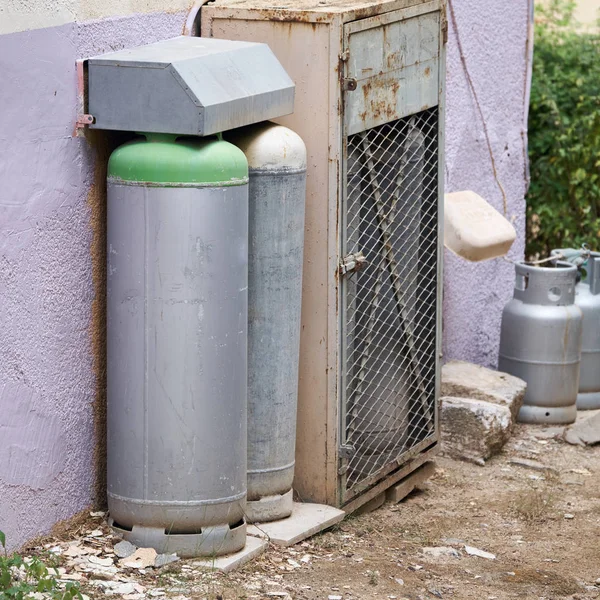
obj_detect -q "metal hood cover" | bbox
[87,36,295,136]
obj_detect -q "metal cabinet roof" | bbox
[87,36,295,135]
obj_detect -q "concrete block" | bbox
[444,190,516,262]
[191,536,267,573]
[441,396,512,465]
[385,461,437,504]
[247,502,344,547]
[441,360,526,422]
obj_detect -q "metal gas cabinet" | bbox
[202,0,445,511]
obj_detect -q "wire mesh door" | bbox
[341,108,439,499]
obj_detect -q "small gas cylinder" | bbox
[552,250,600,409]
[498,261,582,424]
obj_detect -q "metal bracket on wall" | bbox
[74,59,95,136]
[76,114,95,127]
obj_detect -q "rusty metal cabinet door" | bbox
[344,2,441,135]
[339,1,442,501]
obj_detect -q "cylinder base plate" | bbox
[109,517,247,558]
[517,403,577,425]
[246,489,293,523]
[577,391,600,410]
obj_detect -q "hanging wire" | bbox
[447,0,508,215]
[504,244,591,266]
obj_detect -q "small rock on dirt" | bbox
[564,513,575,519]
[59,573,83,581]
[88,555,114,567]
[154,553,180,568]
[464,545,496,560]
[570,468,592,476]
[87,529,103,538]
[422,546,460,558]
[509,458,558,474]
[98,582,137,595]
[63,544,89,558]
[120,547,157,569]
[564,412,600,446]
[441,537,465,545]
[114,540,137,559]
[532,427,565,440]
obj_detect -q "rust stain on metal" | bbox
[424,66,431,77]
[358,76,400,123]
[241,7,334,22]
[362,80,371,100]
[387,52,400,70]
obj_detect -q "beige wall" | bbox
[574,0,600,25]
[0,0,192,35]
[537,0,600,28]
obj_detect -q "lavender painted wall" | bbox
[443,0,529,367]
[0,0,529,549]
[0,11,186,551]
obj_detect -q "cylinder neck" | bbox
[140,133,177,143]
[513,261,577,306]
[586,253,600,295]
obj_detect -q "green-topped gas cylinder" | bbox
[106,133,249,557]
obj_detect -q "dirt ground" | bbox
[24,421,600,600]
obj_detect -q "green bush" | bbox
[0,531,82,600]
[526,0,600,258]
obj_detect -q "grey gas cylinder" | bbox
[106,134,249,557]
[227,122,307,523]
[498,261,582,424]
[552,250,600,409]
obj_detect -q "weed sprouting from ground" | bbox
[367,569,379,586]
[0,530,83,600]
[512,482,556,523]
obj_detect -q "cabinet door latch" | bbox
[338,444,355,475]
[339,251,367,275]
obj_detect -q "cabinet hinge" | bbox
[342,77,358,92]
[441,5,448,44]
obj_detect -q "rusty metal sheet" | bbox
[203,0,438,23]
[345,10,440,134]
